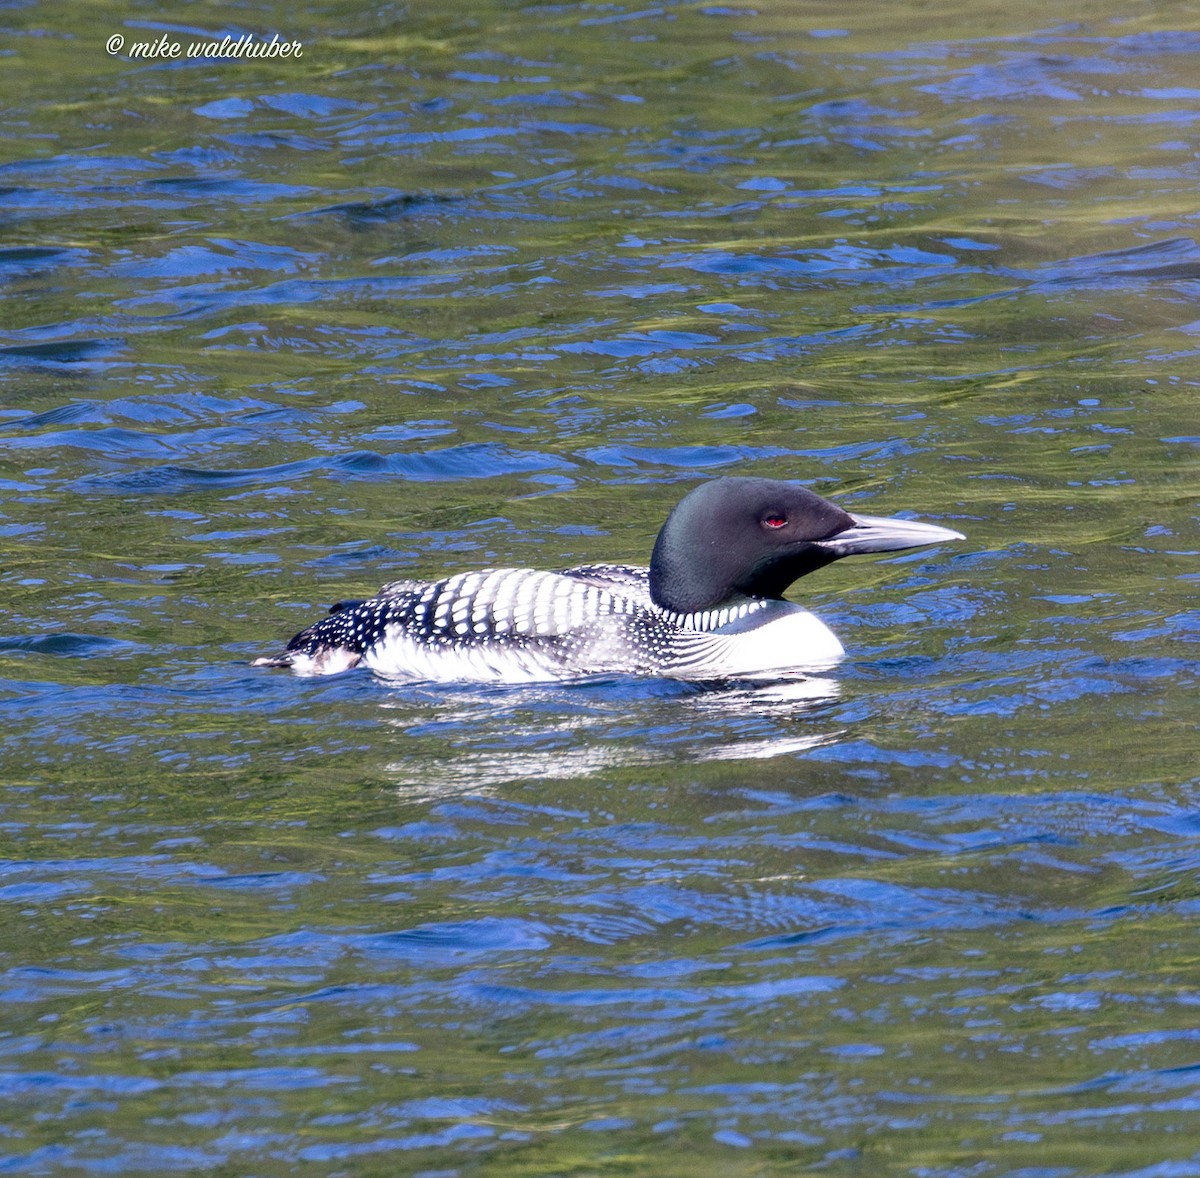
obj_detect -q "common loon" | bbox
[254,476,964,682]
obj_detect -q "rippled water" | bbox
[2,1,1199,1174]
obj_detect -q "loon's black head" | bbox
[648,476,964,613]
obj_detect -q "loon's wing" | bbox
[402,569,636,640]
[254,568,641,676]
[377,577,439,597]
[558,563,654,609]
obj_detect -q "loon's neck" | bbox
[655,595,774,632]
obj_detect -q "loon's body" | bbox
[255,477,964,683]
[265,564,846,681]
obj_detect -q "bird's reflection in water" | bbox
[375,673,843,798]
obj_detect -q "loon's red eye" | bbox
[762,515,787,529]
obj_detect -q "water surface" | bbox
[1,1,1198,1174]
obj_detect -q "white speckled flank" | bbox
[257,562,844,682]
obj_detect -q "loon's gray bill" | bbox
[816,514,966,557]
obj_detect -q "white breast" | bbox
[663,605,845,680]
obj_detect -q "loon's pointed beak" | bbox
[815,514,965,558]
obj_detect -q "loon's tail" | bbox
[252,600,368,676]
